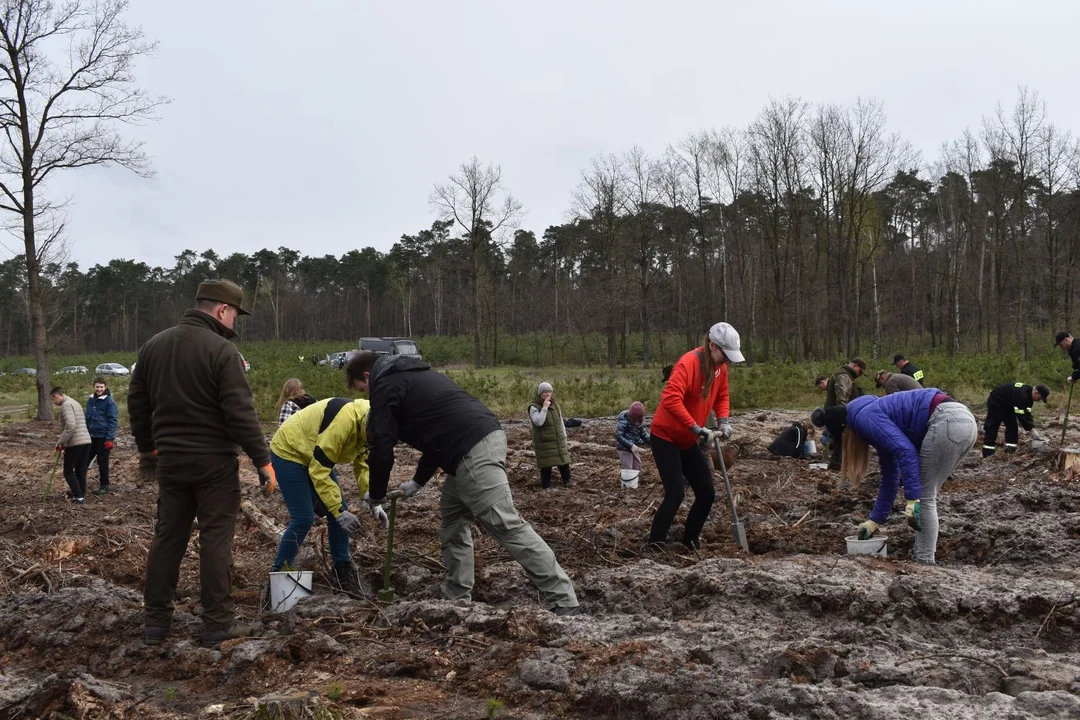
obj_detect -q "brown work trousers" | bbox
[143,454,241,632]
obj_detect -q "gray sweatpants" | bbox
[915,402,977,564]
[440,430,578,609]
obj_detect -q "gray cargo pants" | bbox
[440,430,578,610]
[915,402,977,564]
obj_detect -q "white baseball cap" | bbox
[708,322,745,363]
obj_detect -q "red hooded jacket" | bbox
[652,348,730,449]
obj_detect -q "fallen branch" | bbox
[240,500,283,544]
[792,510,812,528]
[896,652,1007,678]
[1035,597,1077,639]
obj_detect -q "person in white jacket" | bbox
[51,387,92,504]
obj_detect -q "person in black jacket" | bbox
[346,352,580,616]
[892,354,924,385]
[1056,331,1080,385]
[982,382,1049,457]
[768,422,815,458]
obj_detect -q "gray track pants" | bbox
[915,402,977,564]
[440,430,578,609]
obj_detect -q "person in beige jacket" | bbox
[51,387,92,504]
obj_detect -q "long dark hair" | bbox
[699,335,717,400]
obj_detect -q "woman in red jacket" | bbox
[649,322,745,550]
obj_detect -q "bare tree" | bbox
[431,157,523,367]
[0,0,165,419]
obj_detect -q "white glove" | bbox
[335,510,362,533]
[718,421,734,440]
[631,444,644,459]
[399,479,421,497]
[1068,376,1076,385]
[1031,428,1046,442]
[370,504,389,530]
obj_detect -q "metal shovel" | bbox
[377,490,405,603]
[713,435,749,552]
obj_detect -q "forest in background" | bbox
[3,88,1079,368]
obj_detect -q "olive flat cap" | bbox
[196,279,251,315]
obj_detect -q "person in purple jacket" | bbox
[842,388,977,564]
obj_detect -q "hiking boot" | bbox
[552,605,582,617]
[143,625,168,646]
[74,497,85,505]
[333,561,367,600]
[200,622,260,648]
[94,486,110,495]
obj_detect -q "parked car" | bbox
[95,363,130,377]
[358,337,422,359]
[321,350,357,369]
[11,367,36,376]
[56,365,89,375]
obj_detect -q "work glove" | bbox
[1068,376,1076,385]
[363,491,385,507]
[631,444,644,460]
[718,420,734,441]
[906,500,922,532]
[103,440,113,450]
[399,479,421,498]
[55,444,63,453]
[692,425,716,447]
[335,510,362,534]
[857,519,880,541]
[1031,429,1046,442]
[257,464,277,495]
[138,450,158,484]
[371,504,389,530]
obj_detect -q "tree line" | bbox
[7,88,1080,369]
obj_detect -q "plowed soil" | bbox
[0,410,1077,719]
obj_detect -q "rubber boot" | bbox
[333,561,365,600]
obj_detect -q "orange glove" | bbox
[257,464,277,495]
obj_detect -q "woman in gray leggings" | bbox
[842,389,978,564]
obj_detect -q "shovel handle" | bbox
[381,495,397,596]
[1061,382,1075,449]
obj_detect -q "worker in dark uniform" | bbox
[1056,331,1080,385]
[893,354,924,385]
[981,382,1049,457]
[130,280,275,648]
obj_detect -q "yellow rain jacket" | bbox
[270,397,370,518]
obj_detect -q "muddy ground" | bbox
[0,410,1077,719]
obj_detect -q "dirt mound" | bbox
[0,412,1077,718]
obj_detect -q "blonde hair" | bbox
[840,427,871,490]
[276,378,305,416]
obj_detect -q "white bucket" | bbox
[845,535,888,557]
[802,440,817,456]
[268,570,313,613]
[620,469,640,488]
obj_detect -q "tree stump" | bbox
[1055,447,1080,477]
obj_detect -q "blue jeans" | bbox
[271,452,350,570]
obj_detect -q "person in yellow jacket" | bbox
[269,397,387,597]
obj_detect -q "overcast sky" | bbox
[24,0,1080,272]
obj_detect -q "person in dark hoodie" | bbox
[1056,331,1080,386]
[346,352,580,616]
[85,377,119,495]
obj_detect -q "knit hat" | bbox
[537,382,553,395]
[810,408,826,428]
[628,401,645,422]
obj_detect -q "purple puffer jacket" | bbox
[846,388,941,524]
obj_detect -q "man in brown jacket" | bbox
[874,370,921,395]
[824,358,866,471]
[51,387,92,504]
[130,279,276,648]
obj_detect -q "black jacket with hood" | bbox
[366,356,501,501]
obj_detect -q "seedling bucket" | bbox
[845,535,888,557]
[268,570,313,612]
